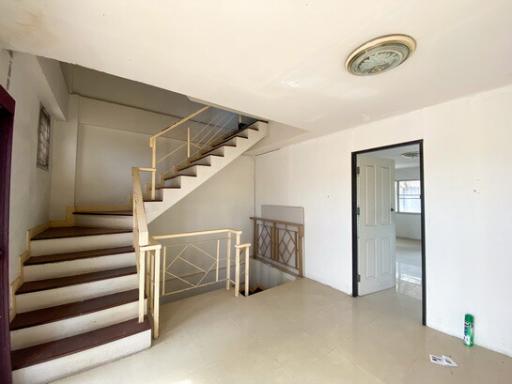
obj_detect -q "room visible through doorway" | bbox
[351,140,425,325]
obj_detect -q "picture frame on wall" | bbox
[36,105,51,170]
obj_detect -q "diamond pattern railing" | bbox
[155,229,250,297]
[250,217,304,277]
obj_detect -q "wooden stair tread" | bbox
[16,266,137,294]
[73,210,132,216]
[11,317,150,370]
[200,141,236,155]
[163,173,197,182]
[190,153,224,163]
[11,289,140,331]
[24,246,135,265]
[32,226,132,240]
[199,126,254,155]
[175,162,211,173]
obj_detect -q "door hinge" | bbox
[356,166,360,175]
[356,207,360,215]
[357,274,361,283]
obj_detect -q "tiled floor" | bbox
[396,237,422,300]
[54,275,511,384]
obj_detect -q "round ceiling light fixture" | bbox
[345,34,416,76]
[401,151,420,159]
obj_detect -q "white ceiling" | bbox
[1,1,511,138]
[368,144,420,169]
[61,63,205,119]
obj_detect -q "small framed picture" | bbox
[36,106,51,170]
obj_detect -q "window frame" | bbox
[395,178,422,215]
[36,104,51,171]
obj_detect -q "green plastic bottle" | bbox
[464,313,474,347]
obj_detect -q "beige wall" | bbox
[49,96,79,220]
[0,50,68,282]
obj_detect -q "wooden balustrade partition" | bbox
[250,217,304,277]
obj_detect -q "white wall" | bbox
[75,124,154,207]
[255,84,512,356]
[149,155,254,245]
[49,95,79,220]
[395,166,421,240]
[0,50,68,282]
[51,95,185,209]
[395,214,421,240]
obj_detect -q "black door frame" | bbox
[351,139,426,326]
[0,85,15,384]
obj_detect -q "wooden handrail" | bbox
[132,167,149,246]
[150,106,210,141]
[250,216,304,229]
[153,228,242,240]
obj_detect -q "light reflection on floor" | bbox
[395,237,422,300]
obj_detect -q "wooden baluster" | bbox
[253,219,258,258]
[272,223,278,262]
[216,239,220,282]
[226,232,231,290]
[150,138,156,200]
[235,246,240,297]
[138,249,145,323]
[244,246,250,297]
[298,225,304,277]
[235,233,241,297]
[294,230,299,269]
[153,246,161,339]
[162,246,167,296]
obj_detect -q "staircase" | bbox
[145,120,267,222]
[9,112,267,383]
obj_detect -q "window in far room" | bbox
[395,180,421,213]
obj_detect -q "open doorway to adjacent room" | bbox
[351,140,425,325]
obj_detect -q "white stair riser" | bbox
[176,166,197,176]
[30,233,132,256]
[205,147,225,157]
[73,214,133,229]
[164,176,183,188]
[180,157,211,170]
[16,274,138,313]
[11,300,147,350]
[12,329,151,384]
[23,252,135,281]
[146,123,266,223]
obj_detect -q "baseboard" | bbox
[74,203,131,212]
[9,273,23,321]
[9,222,50,320]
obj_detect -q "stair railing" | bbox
[132,166,162,338]
[147,106,243,199]
[153,229,251,298]
[133,168,252,337]
[250,217,304,277]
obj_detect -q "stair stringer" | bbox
[145,121,267,223]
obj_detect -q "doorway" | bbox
[0,85,15,383]
[351,140,426,325]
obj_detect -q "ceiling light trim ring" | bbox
[345,34,416,76]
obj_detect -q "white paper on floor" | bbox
[429,354,458,367]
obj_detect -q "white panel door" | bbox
[357,155,396,295]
